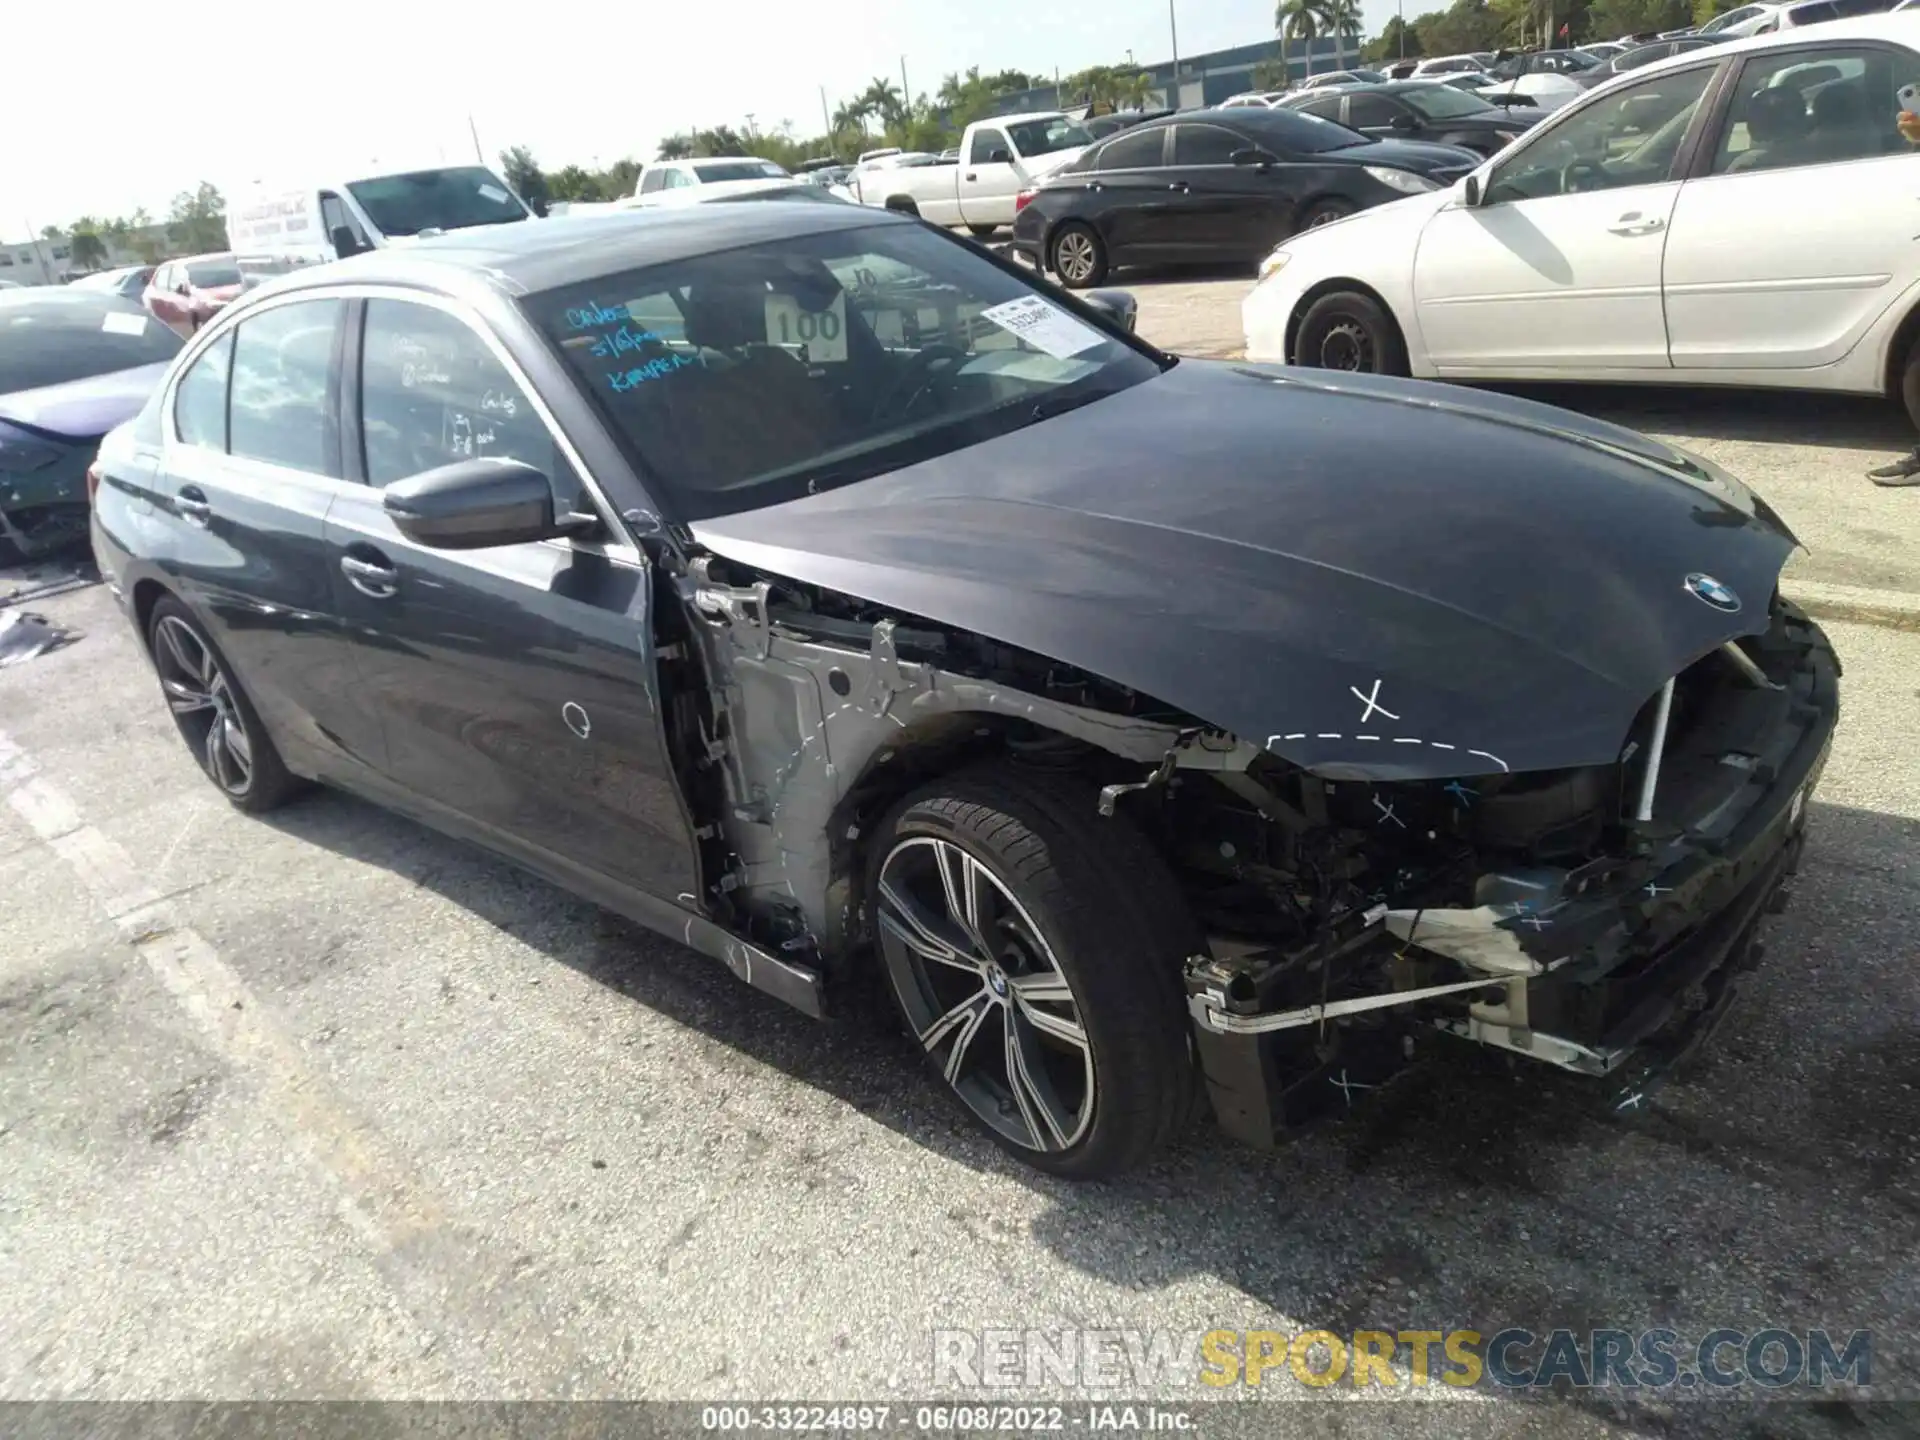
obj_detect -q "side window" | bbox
[1486,65,1716,202]
[1299,97,1346,121]
[1094,127,1167,170]
[1711,49,1899,174]
[358,298,580,511]
[968,128,1010,165]
[1173,124,1249,165]
[663,168,692,190]
[1347,94,1401,128]
[173,330,234,450]
[228,300,344,476]
[152,264,172,292]
[639,167,667,194]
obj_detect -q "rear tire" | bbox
[967,223,998,238]
[1297,198,1356,233]
[884,197,920,216]
[868,763,1198,1179]
[1294,289,1409,376]
[1049,222,1107,289]
[147,597,302,814]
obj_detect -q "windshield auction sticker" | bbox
[979,295,1104,360]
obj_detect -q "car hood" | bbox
[1340,136,1484,172]
[1024,149,1085,181]
[0,360,170,441]
[691,361,1799,780]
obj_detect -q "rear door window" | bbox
[173,330,234,450]
[1094,127,1167,170]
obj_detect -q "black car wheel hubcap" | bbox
[1319,319,1375,372]
[876,836,1094,1152]
[154,616,253,796]
[1056,233,1096,283]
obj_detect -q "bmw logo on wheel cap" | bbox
[1684,573,1741,613]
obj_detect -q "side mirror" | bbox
[528,196,549,218]
[1391,112,1418,131]
[329,224,366,258]
[986,147,1013,164]
[382,458,598,550]
[1080,288,1138,333]
[1461,174,1482,207]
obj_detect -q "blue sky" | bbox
[9,0,1405,234]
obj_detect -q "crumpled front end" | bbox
[0,423,91,559]
[1171,596,1839,1148]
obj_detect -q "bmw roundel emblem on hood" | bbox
[1684,573,1741,613]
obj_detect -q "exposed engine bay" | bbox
[669,550,1840,1146]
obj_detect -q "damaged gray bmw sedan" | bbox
[92,203,1838,1177]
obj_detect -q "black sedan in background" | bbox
[1010,108,1479,287]
[1290,81,1544,157]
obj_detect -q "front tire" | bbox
[147,598,302,813]
[1297,198,1355,233]
[869,764,1196,1178]
[1294,289,1409,376]
[1049,222,1107,289]
[967,223,998,238]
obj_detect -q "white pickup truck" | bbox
[859,112,1094,234]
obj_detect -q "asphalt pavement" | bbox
[2,283,1917,1436]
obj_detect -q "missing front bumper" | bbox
[1183,603,1839,1151]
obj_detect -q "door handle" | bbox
[174,487,211,527]
[340,553,399,599]
[1608,214,1665,236]
[964,172,978,182]
[1167,181,1190,192]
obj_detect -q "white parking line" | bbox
[0,726,596,1396]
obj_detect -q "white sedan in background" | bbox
[1244,17,1920,426]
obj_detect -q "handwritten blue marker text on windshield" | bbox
[588,325,662,359]
[566,302,630,329]
[608,354,696,391]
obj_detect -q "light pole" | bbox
[1398,0,1406,57]
[1168,0,1180,80]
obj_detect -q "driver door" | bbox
[1412,63,1720,373]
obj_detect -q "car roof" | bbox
[260,203,907,300]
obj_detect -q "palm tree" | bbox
[1321,0,1362,70]
[859,78,908,135]
[1278,0,1326,78]
[1115,69,1152,109]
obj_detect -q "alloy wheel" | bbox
[1318,319,1375,372]
[153,615,253,796]
[1054,231,1097,284]
[876,836,1095,1153]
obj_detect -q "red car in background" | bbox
[141,253,243,336]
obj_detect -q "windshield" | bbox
[345,166,530,238]
[1006,116,1095,156]
[70,268,142,292]
[529,221,1162,522]
[1399,84,1498,117]
[1700,4,1763,29]
[693,160,790,182]
[0,291,181,394]
[186,259,242,288]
